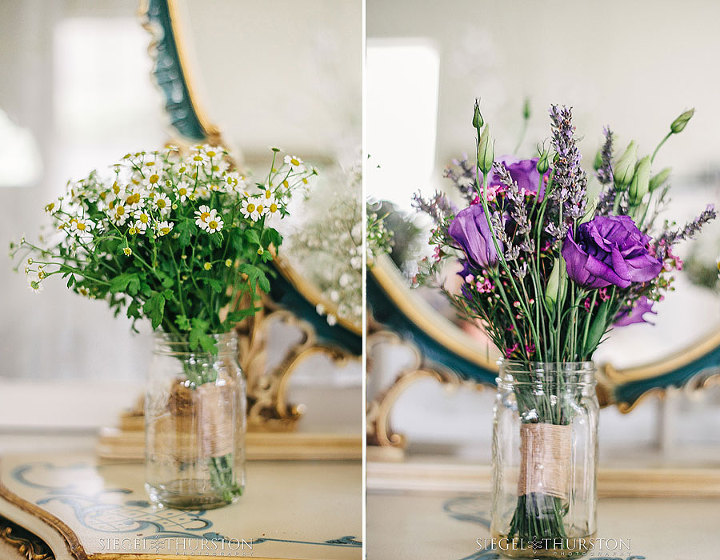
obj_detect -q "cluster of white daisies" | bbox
[21,145,314,292]
[43,145,309,247]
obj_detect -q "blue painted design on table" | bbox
[11,462,361,549]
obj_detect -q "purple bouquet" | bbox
[415,101,715,547]
[416,102,714,363]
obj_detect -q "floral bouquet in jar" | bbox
[10,144,316,507]
[414,102,715,555]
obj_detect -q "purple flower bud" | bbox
[561,215,663,289]
[449,205,500,269]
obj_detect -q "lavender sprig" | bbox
[595,127,617,215]
[658,204,717,251]
[411,190,456,226]
[444,157,478,203]
[549,105,588,221]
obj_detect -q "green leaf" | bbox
[156,270,174,289]
[109,273,140,295]
[175,315,191,331]
[585,300,609,355]
[257,271,270,293]
[189,318,216,354]
[126,300,140,320]
[143,291,166,329]
[226,307,261,323]
[262,227,282,248]
[176,219,196,247]
[204,277,223,293]
[245,229,260,246]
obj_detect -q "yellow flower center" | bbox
[140,214,149,224]
[160,227,170,235]
[290,158,300,166]
[204,262,212,270]
[246,203,256,213]
[129,227,137,235]
[269,203,278,213]
[256,204,265,213]
[207,150,218,158]
[76,222,86,231]
[208,220,218,230]
[148,174,160,184]
[126,193,140,205]
[264,190,272,199]
[283,180,289,188]
[157,199,167,208]
[193,154,204,161]
[116,205,125,216]
[200,211,210,222]
[178,187,187,196]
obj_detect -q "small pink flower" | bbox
[504,343,520,358]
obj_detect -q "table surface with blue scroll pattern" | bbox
[368,489,720,559]
[0,453,362,559]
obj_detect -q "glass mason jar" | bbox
[491,361,598,559]
[145,332,246,509]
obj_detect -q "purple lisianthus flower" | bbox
[614,296,657,327]
[480,156,550,198]
[449,205,500,269]
[562,215,662,289]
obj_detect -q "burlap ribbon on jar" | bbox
[518,423,571,499]
[153,379,236,461]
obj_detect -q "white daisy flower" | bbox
[205,215,224,234]
[174,181,190,202]
[206,159,230,176]
[194,205,214,230]
[154,220,174,237]
[284,155,305,172]
[195,185,211,199]
[154,193,171,216]
[263,192,281,217]
[110,204,128,225]
[173,161,190,176]
[70,217,94,233]
[133,209,152,233]
[123,187,144,210]
[187,150,209,166]
[203,145,224,159]
[224,172,246,193]
[240,197,264,222]
[253,198,269,220]
[142,169,164,189]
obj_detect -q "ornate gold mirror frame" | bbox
[134,0,361,435]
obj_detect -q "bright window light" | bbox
[366,40,440,212]
[0,108,42,188]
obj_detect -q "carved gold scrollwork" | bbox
[0,520,54,560]
[366,328,481,458]
[238,301,357,431]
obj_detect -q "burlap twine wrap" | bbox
[154,379,236,461]
[518,423,571,499]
